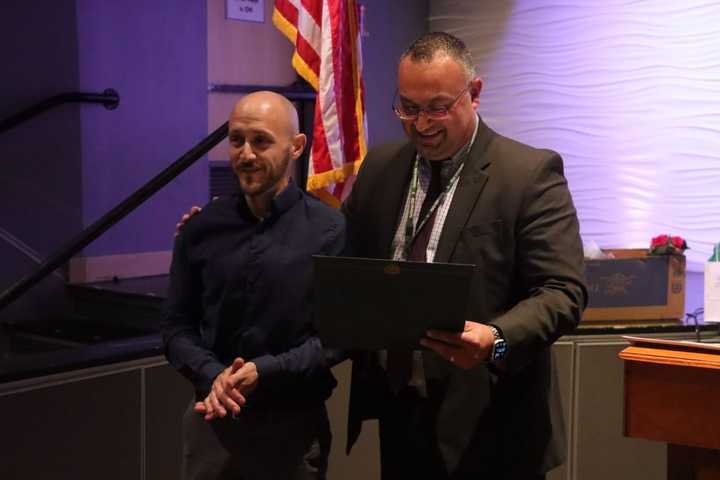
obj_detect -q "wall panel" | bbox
[430,1,720,272]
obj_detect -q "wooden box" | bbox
[582,249,686,324]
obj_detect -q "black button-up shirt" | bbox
[162,181,346,409]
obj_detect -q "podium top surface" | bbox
[619,336,720,370]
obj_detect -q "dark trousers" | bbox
[378,386,546,480]
[182,401,331,480]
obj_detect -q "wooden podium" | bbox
[619,336,720,479]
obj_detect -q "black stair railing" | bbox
[0,89,120,135]
[0,121,227,311]
[0,84,316,312]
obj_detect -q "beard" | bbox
[234,154,290,198]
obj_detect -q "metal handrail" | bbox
[0,83,318,312]
[0,121,228,311]
[0,89,120,134]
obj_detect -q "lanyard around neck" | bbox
[401,157,465,259]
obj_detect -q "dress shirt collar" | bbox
[237,178,302,220]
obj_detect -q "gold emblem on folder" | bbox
[384,263,401,275]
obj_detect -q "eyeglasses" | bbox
[392,83,472,121]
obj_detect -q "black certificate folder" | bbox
[312,255,475,350]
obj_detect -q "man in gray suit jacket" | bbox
[342,32,587,480]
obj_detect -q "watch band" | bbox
[488,325,508,361]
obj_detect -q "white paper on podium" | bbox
[705,262,720,323]
[623,335,720,351]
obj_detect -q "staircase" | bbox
[0,274,168,383]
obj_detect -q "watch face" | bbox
[491,339,508,361]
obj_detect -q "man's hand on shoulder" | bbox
[420,321,495,369]
[174,197,219,237]
[175,206,203,237]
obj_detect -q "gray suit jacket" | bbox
[341,117,587,476]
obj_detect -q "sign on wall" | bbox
[226,0,264,23]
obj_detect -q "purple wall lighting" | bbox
[430,0,720,314]
[431,0,720,272]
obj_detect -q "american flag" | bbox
[273,0,367,207]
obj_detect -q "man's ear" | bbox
[469,77,483,108]
[291,133,307,161]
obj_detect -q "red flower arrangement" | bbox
[649,234,688,255]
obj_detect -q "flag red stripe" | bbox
[336,0,362,167]
[311,102,333,174]
[295,34,322,79]
[274,0,299,27]
[300,0,323,27]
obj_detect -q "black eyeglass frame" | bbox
[392,82,473,121]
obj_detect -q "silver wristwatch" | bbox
[488,325,508,362]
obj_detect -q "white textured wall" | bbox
[430,0,720,272]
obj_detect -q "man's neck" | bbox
[455,114,479,158]
[245,194,271,220]
[423,116,479,173]
[244,178,289,220]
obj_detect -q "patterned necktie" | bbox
[387,160,446,392]
[408,160,446,262]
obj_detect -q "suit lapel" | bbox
[434,118,495,263]
[376,143,415,257]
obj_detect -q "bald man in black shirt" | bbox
[163,91,346,480]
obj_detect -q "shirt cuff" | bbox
[252,354,281,383]
[197,361,225,395]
